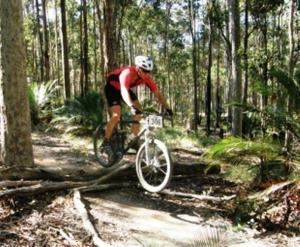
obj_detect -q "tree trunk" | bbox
[41,0,50,81]
[54,0,61,87]
[0,0,34,167]
[35,0,44,82]
[285,0,297,152]
[188,0,199,134]
[102,0,119,73]
[82,0,89,95]
[60,0,71,100]
[206,12,213,136]
[229,0,242,136]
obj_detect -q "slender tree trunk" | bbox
[243,0,249,106]
[82,0,89,94]
[229,0,242,136]
[54,0,61,86]
[79,1,84,96]
[188,0,199,133]
[42,0,50,81]
[285,0,297,152]
[242,0,249,136]
[102,0,118,73]
[0,0,34,167]
[35,0,44,82]
[60,0,71,100]
[216,31,221,130]
[206,15,213,136]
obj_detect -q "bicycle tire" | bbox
[93,125,115,167]
[135,139,172,193]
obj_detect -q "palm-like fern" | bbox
[204,137,281,184]
[28,80,61,124]
[269,67,300,111]
[204,137,280,161]
[189,226,227,247]
[51,91,104,134]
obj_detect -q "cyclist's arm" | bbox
[119,68,134,107]
[153,89,169,109]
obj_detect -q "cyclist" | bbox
[102,55,173,149]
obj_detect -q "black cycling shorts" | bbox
[105,82,137,107]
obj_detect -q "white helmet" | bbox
[134,55,153,71]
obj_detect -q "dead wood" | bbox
[161,189,236,201]
[59,229,79,247]
[77,182,134,193]
[73,190,110,247]
[0,180,42,188]
[0,161,135,198]
[171,147,204,156]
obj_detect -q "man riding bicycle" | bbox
[102,55,173,149]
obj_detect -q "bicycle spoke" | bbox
[157,167,167,175]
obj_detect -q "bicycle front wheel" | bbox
[136,139,172,193]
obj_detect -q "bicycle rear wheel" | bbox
[93,125,115,167]
[136,139,172,193]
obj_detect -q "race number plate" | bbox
[148,115,163,128]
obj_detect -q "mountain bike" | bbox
[93,113,173,193]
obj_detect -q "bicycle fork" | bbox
[144,128,153,167]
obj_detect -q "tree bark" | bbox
[229,0,242,136]
[60,0,71,100]
[35,0,44,82]
[41,0,50,81]
[188,0,199,134]
[102,0,119,73]
[0,0,34,167]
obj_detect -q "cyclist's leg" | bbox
[104,83,122,141]
[105,105,121,140]
[131,100,142,136]
[129,90,142,136]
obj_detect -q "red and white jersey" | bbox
[107,66,158,92]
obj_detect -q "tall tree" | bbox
[80,0,89,95]
[188,0,199,133]
[35,0,45,81]
[0,0,34,167]
[60,0,71,100]
[229,0,242,136]
[102,0,119,73]
[42,0,50,81]
[205,3,213,136]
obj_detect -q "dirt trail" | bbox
[29,132,299,247]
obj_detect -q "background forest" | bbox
[24,0,300,136]
[22,0,300,177]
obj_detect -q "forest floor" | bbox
[0,131,299,247]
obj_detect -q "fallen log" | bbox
[0,161,134,198]
[73,190,110,247]
[161,189,236,202]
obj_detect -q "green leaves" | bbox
[204,136,280,162]
[269,67,300,111]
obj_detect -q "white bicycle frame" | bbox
[136,115,163,164]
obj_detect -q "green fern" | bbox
[204,137,280,161]
[51,91,104,134]
[269,67,300,110]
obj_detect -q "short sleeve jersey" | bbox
[107,66,158,92]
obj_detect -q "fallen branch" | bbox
[0,180,42,188]
[248,181,295,201]
[0,181,87,198]
[73,190,110,247]
[161,189,236,202]
[59,229,79,247]
[0,162,134,198]
[171,147,204,156]
[77,182,134,193]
